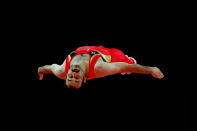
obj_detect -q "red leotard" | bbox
[65,46,137,79]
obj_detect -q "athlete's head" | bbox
[65,65,86,89]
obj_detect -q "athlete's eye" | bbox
[68,74,73,78]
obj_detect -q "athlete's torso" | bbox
[65,46,136,80]
[69,53,103,74]
[70,54,90,64]
[65,47,109,80]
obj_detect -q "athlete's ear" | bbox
[84,77,87,83]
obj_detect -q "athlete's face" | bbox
[66,65,84,89]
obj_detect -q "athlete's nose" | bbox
[73,72,77,78]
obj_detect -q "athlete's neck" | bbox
[78,61,89,77]
[70,56,89,77]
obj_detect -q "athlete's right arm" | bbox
[38,59,66,80]
[95,62,164,79]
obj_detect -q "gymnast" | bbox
[38,46,164,89]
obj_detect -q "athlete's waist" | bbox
[69,50,111,63]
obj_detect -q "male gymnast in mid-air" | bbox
[38,46,164,89]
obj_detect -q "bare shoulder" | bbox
[94,58,120,78]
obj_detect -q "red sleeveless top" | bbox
[65,46,136,80]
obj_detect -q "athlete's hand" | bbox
[38,67,45,80]
[151,67,164,79]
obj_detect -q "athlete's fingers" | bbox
[156,69,164,79]
[38,67,44,80]
[39,73,44,80]
[156,72,164,79]
[151,67,164,79]
[39,74,43,80]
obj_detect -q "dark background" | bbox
[6,3,189,131]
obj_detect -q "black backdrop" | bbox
[25,40,179,131]
[7,4,188,131]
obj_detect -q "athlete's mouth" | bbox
[71,65,81,72]
[72,68,80,72]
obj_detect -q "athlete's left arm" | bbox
[38,58,67,80]
[95,62,164,79]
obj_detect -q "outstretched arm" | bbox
[38,59,66,80]
[95,62,164,79]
